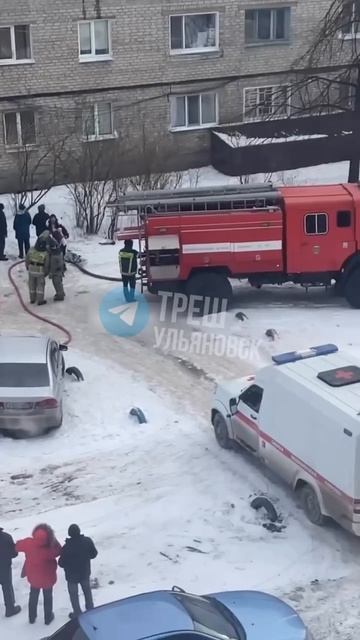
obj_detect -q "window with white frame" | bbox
[78,20,111,59]
[82,102,114,139]
[171,93,218,130]
[3,110,36,147]
[0,25,32,63]
[341,0,360,37]
[170,13,218,53]
[245,7,290,44]
[243,85,290,121]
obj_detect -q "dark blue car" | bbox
[46,588,312,640]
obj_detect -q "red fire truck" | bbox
[111,182,360,308]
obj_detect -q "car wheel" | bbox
[301,484,324,526]
[213,413,232,449]
[66,366,84,381]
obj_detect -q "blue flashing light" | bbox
[272,343,338,365]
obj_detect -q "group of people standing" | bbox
[0,201,68,261]
[0,523,97,626]
[0,201,69,305]
[26,230,66,305]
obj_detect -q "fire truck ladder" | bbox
[107,182,282,293]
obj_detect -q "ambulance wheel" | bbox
[185,272,232,314]
[344,267,360,308]
[301,484,324,526]
[213,413,232,449]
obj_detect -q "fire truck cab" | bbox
[111,182,360,308]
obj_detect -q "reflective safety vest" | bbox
[28,248,47,274]
[118,250,137,275]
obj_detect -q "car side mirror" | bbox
[229,397,238,415]
[59,344,68,352]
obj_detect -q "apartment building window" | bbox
[0,25,32,63]
[82,102,115,139]
[78,20,111,60]
[171,93,218,130]
[245,8,290,44]
[3,110,36,147]
[341,1,360,37]
[170,13,218,53]
[243,85,290,121]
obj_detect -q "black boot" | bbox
[45,612,55,625]
[5,605,21,618]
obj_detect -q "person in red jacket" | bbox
[16,524,61,626]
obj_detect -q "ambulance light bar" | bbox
[272,344,338,365]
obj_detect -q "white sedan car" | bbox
[0,335,68,438]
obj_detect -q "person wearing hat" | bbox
[25,231,51,305]
[0,527,21,618]
[13,203,31,259]
[118,238,138,302]
[32,204,50,237]
[58,525,98,618]
[0,203,8,261]
[48,235,65,302]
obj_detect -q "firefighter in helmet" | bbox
[25,231,51,305]
[48,236,65,302]
[118,239,138,302]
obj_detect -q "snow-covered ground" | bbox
[1,163,360,640]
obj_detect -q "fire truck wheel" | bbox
[344,268,360,308]
[300,484,324,526]
[185,272,232,312]
[213,413,232,449]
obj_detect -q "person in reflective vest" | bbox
[25,232,50,305]
[118,239,138,302]
[48,240,65,302]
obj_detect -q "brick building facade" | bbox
[0,0,333,193]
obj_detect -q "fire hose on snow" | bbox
[7,251,133,345]
[8,260,72,346]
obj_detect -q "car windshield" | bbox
[0,363,49,388]
[174,593,245,640]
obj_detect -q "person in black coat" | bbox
[0,527,21,617]
[58,524,98,617]
[13,203,31,258]
[0,203,8,261]
[32,204,50,237]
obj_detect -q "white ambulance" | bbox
[211,344,360,534]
